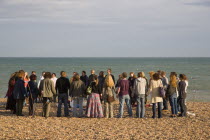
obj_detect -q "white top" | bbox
[51,77,57,87]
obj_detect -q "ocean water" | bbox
[0,57,209,102]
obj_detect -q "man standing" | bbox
[56,71,71,117]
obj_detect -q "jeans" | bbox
[42,97,52,118]
[119,94,132,117]
[169,93,178,115]
[16,99,24,116]
[163,97,169,110]
[29,97,37,116]
[136,94,145,118]
[57,93,69,117]
[73,97,83,117]
[180,98,187,116]
[152,102,162,118]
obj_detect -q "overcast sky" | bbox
[0,0,210,57]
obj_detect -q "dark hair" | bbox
[32,71,36,74]
[82,71,86,74]
[44,72,52,79]
[170,72,177,77]
[30,74,37,81]
[99,71,104,76]
[153,73,160,81]
[52,73,56,76]
[179,74,187,80]
[19,70,25,73]
[122,72,127,78]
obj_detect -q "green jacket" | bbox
[69,80,86,97]
[39,78,56,97]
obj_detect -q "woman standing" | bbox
[103,74,115,118]
[51,73,58,102]
[117,72,133,118]
[13,71,27,116]
[5,72,17,114]
[69,74,86,117]
[86,75,104,118]
[167,74,178,117]
[133,72,147,118]
[39,72,56,118]
[27,74,39,116]
[178,74,188,117]
[128,72,137,106]
[147,73,163,118]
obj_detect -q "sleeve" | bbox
[55,79,59,93]
[51,81,56,95]
[132,79,137,95]
[69,83,73,97]
[112,75,115,84]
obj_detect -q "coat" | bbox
[148,79,163,103]
[69,80,86,97]
[133,77,147,96]
[13,78,27,100]
[39,78,56,98]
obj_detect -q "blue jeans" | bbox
[73,97,83,117]
[169,93,178,115]
[136,94,145,118]
[57,93,69,117]
[119,94,132,117]
[152,102,162,118]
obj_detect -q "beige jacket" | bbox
[39,78,56,97]
[148,79,163,103]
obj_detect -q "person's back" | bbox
[118,79,130,96]
[28,81,39,99]
[13,78,26,100]
[134,77,146,95]
[40,78,56,97]
[70,80,85,97]
[56,77,70,94]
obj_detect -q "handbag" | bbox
[86,84,92,95]
[159,87,166,97]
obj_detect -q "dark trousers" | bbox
[180,98,187,116]
[29,97,37,116]
[57,93,69,117]
[16,99,24,116]
[163,97,168,110]
[152,102,162,118]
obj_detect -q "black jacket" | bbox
[13,78,27,100]
[178,81,187,99]
[56,77,70,94]
[27,81,39,99]
[91,82,101,94]
[80,75,89,86]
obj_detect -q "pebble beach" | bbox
[0,98,209,140]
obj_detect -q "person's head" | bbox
[153,73,160,81]
[170,72,177,77]
[42,71,45,76]
[44,72,51,79]
[122,72,127,79]
[31,71,36,75]
[118,74,122,79]
[60,71,67,77]
[130,72,134,77]
[170,74,177,88]
[30,74,37,81]
[25,72,28,77]
[19,70,25,73]
[138,72,145,78]
[52,73,56,78]
[161,71,166,77]
[157,70,162,74]
[73,72,77,76]
[179,74,187,81]
[107,69,112,74]
[149,71,155,79]
[99,71,104,77]
[74,74,80,81]
[17,72,25,79]
[90,70,95,75]
[82,71,86,76]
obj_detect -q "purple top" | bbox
[119,79,130,96]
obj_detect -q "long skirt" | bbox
[86,93,104,118]
[6,96,16,112]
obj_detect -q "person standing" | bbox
[128,72,137,106]
[103,73,115,118]
[13,71,27,116]
[117,72,133,118]
[133,72,147,118]
[161,71,169,111]
[51,73,58,102]
[80,71,89,86]
[166,73,178,117]
[69,74,86,117]
[27,74,39,116]
[86,75,104,118]
[88,70,96,84]
[107,69,115,84]
[98,71,105,92]
[147,73,163,119]
[178,74,188,117]
[39,72,56,118]
[56,71,70,117]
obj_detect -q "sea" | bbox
[0,57,209,102]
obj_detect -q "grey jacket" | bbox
[39,78,56,98]
[69,80,86,97]
[133,77,147,95]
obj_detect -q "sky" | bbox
[0,0,210,57]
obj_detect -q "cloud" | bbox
[184,1,210,7]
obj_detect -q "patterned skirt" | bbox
[86,93,104,118]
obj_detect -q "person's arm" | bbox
[51,81,56,96]
[55,79,59,93]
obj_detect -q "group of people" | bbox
[5,69,188,119]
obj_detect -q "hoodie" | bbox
[133,77,147,95]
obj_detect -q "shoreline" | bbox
[0,98,210,139]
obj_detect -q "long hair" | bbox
[105,74,114,87]
[170,75,177,88]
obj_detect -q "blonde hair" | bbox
[170,75,177,88]
[105,74,115,87]
[149,71,155,79]
[138,72,145,78]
